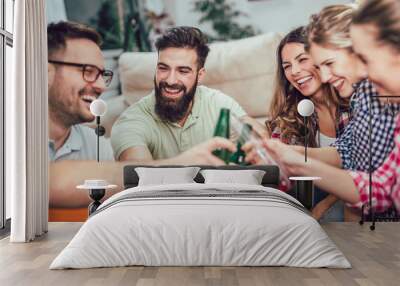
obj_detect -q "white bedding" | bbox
[50,183,351,269]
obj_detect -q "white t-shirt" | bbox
[318,132,336,148]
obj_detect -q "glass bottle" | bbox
[230,123,252,165]
[212,108,231,164]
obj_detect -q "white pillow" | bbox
[200,169,266,185]
[135,167,200,186]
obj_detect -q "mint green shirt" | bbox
[111,85,246,160]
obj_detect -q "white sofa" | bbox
[101,33,282,137]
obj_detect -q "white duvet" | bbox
[50,183,351,269]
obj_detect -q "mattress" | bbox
[50,183,351,269]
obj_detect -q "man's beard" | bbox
[154,77,198,123]
[49,85,99,127]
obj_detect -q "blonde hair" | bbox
[353,0,400,52]
[306,4,358,50]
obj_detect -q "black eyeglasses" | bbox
[48,60,114,87]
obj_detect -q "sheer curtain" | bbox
[8,0,48,242]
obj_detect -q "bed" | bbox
[50,165,350,269]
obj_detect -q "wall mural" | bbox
[47,0,372,224]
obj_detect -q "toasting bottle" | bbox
[230,113,280,166]
[212,108,231,163]
[230,123,252,165]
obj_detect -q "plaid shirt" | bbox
[332,79,400,171]
[349,114,400,212]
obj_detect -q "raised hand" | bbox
[263,139,306,176]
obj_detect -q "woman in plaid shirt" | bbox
[301,4,399,217]
[304,3,400,173]
[262,0,400,213]
[347,0,400,211]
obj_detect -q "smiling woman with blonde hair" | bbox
[305,3,400,175]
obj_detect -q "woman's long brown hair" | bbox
[266,26,347,147]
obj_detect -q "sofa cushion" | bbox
[118,33,282,118]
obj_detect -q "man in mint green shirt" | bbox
[112,85,246,160]
[111,27,256,163]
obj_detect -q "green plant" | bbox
[90,0,123,49]
[193,0,258,41]
[123,0,152,52]
[90,0,152,51]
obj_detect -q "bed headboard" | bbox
[123,165,280,189]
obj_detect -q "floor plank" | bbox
[0,222,399,286]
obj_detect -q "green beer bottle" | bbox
[230,123,252,165]
[212,108,231,163]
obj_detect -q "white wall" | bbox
[46,0,67,23]
[46,0,353,37]
[167,0,353,35]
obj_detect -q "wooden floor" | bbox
[0,222,399,286]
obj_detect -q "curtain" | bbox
[8,0,48,242]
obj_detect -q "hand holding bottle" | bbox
[230,114,279,165]
[230,113,291,184]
